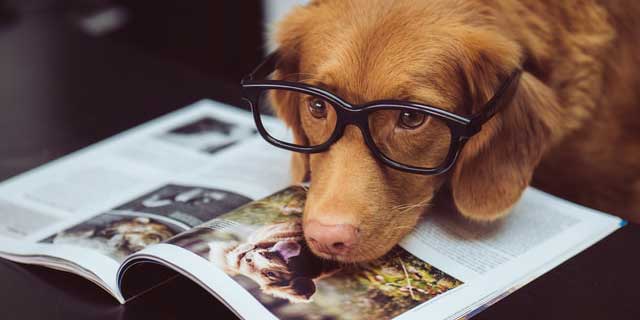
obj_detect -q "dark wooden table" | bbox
[1,4,638,320]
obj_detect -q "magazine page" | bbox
[395,188,623,320]
[0,100,291,302]
[118,186,464,319]
[118,186,622,320]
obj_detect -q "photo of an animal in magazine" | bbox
[169,186,462,320]
[41,184,252,263]
[157,116,257,154]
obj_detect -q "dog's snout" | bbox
[305,220,358,256]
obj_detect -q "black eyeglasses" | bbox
[241,51,522,175]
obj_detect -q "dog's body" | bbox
[528,1,640,219]
[208,221,340,303]
[271,0,640,262]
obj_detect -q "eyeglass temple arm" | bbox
[243,51,280,82]
[469,69,523,129]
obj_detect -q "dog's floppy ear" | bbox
[451,72,563,220]
[450,30,563,221]
[270,10,312,183]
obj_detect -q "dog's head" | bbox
[270,0,563,262]
[232,239,330,303]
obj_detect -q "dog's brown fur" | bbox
[270,0,640,262]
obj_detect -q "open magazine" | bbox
[0,100,624,319]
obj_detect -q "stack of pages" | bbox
[0,100,623,320]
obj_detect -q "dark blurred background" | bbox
[105,0,266,83]
[0,0,294,181]
[2,0,267,83]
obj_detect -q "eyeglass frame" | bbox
[240,51,522,175]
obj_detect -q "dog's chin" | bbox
[306,249,348,263]
[309,248,385,263]
[307,232,407,263]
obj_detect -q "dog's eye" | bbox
[265,271,278,279]
[398,111,427,129]
[307,98,328,119]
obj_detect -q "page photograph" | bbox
[157,116,257,155]
[40,183,253,263]
[165,186,463,320]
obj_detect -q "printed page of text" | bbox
[397,188,622,320]
[0,100,292,301]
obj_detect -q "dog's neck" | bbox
[492,1,615,136]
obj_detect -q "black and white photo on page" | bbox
[41,184,252,262]
[157,116,257,154]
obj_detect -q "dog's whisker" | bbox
[391,199,433,214]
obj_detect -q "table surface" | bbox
[1,6,639,320]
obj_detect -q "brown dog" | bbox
[268,0,640,263]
